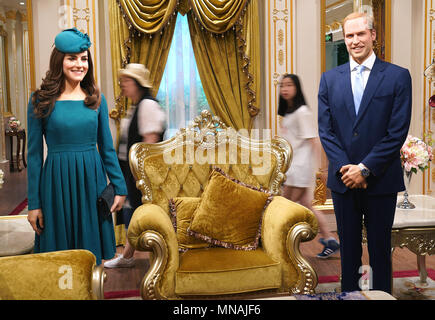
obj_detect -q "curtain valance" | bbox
[118,0,178,34]
[189,0,249,34]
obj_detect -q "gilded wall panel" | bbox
[265,0,294,137]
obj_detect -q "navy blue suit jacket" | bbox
[318,58,412,195]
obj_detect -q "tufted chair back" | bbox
[129,111,292,213]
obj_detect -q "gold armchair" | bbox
[127,111,318,299]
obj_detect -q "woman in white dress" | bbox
[278,74,339,259]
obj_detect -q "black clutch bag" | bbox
[97,183,115,218]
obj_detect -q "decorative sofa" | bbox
[127,111,318,299]
[0,249,105,300]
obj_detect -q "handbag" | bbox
[97,183,115,218]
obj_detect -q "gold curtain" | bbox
[109,0,177,245]
[109,0,177,120]
[118,0,178,34]
[188,0,260,130]
[189,0,248,33]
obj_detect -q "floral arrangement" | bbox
[400,134,433,173]
[0,169,4,188]
[8,117,20,130]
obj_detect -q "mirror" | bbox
[315,0,391,209]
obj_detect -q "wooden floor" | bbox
[2,168,435,296]
[0,167,27,216]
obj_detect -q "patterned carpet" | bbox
[316,269,435,300]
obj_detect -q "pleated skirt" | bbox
[34,144,116,265]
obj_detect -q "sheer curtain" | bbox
[156,13,209,139]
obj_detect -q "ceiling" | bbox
[325,0,354,26]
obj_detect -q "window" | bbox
[156,13,209,139]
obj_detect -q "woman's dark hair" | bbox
[277,74,307,116]
[132,78,158,104]
[32,48,101,118]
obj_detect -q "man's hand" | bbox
[340,164,368,189]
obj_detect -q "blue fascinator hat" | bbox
[54,28,92,53]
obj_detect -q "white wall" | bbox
[391,0,425,194]
[294,0,321,122]
[32,0,62,89]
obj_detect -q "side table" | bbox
[5,129,26,172]
[392,195,435,285]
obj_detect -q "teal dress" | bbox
[27,94,127,265]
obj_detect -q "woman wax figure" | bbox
[27,28,127,265]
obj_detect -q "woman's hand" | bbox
[111,195,126,213]
[27,209,44,235]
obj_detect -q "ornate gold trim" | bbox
[129,110,292,201]
[391,227,435,255]
[287,222,318,295]
[139,231,168,300]
[91,264,106,300]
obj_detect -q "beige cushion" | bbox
[175,248,281,296]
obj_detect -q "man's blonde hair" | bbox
[342,12,375,34]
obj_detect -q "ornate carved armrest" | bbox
[127,203,179,299]
[261,196,318,294]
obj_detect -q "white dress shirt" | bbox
[350,51,376,93]
[349,51,376,174]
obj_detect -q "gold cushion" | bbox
[188,168,273,250]
[169,197,209,250]
[175,248,281,296]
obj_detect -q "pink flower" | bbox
[400,135,433,173]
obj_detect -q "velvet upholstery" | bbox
[169,197,209,250]
[139,144,277,213]
[0,250,98,300]
[188,168,273,250]
[128,121,318,299]
[262,196,319,289]
[176,248,281,296]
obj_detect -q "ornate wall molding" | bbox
[265,0,295,137]
[64,0,99,84]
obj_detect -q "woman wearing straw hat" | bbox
[104,63,166,268]
[27,28,127,265]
